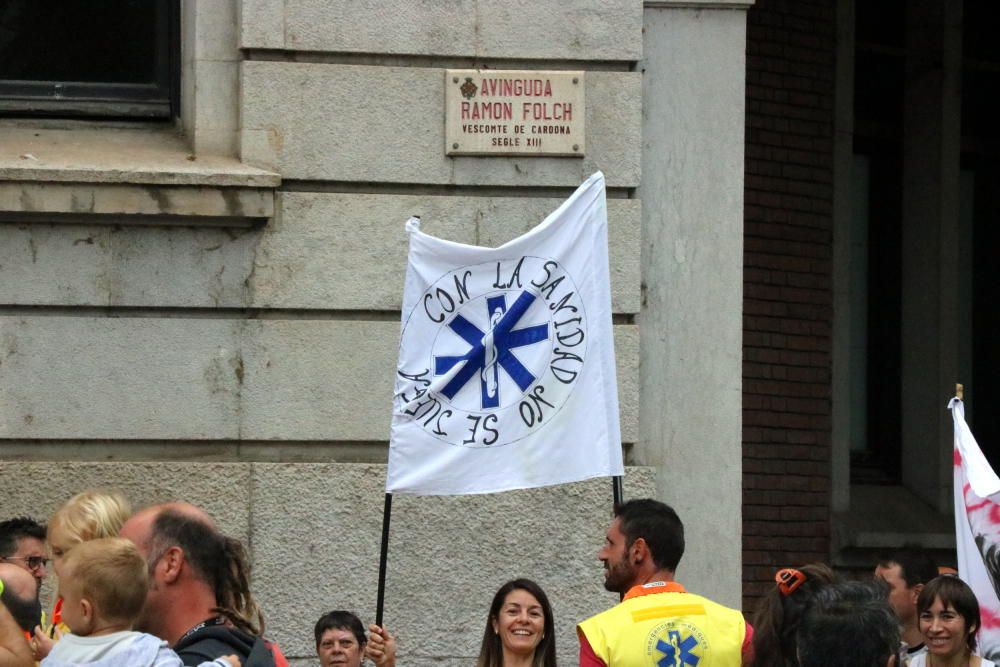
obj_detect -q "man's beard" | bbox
[3,593,41,632]
[132,580,158,636]
[603,558,636,594]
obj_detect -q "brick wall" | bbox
[742,0,836,614]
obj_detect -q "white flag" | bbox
[951,397,1000,660]
[387,172,624,495]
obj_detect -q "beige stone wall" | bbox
[0,0,753,661]
[0,0,655,663]
[0,462,656,665]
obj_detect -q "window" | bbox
[845,0,1000,481]
[849,0,904,483]
[963,2,1000,467]
[0,0,179,120]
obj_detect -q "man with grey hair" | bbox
[120,502,287,666]
[797,581,901,667]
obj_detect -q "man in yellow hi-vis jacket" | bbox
[577,499,752,667]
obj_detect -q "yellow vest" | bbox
[578,583,745,667]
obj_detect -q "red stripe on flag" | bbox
[980,607,1000,629]
[967,498,990,513]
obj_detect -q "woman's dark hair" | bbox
[476,579,557,667]
[918,575,981,652]
[751,563,839,667]
[314,610,366,648]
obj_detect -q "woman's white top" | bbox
[910,654,997,667]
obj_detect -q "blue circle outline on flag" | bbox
[395,255,588,449]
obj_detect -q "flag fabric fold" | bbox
[951,397,1000,660]
[386,171,624,495]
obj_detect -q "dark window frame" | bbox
[849,0,905,485]
[0,0,180,120]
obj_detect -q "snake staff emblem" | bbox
[482,304,504,400]
[434,292,549,410]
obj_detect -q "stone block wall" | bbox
[0,462,655,666]
[0,0,653,663]
[742,0,836,613]
[0,0,764,656]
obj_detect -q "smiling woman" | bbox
[912,576,997,667]
[477,579,557,667]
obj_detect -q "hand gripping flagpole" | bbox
[375,493,392,626]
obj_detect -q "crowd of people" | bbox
[0,492,393,667]
[0,492,990,667]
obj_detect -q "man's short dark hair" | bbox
[797,581,899,667]
[0,517,46,557]
[314,610,366,648]
[614,499,685,572]
[878,547,939,588]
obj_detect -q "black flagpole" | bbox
[375,492,393,626]
[612,475,625,601]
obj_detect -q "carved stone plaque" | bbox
[445,69,585,157]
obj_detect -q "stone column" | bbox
[638,0,753,606]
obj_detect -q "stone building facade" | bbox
[1,1,751,664]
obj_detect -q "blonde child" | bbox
[33,490,132,659]
[40,538,239,667]
[46,491,132,577]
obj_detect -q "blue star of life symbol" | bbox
[433,291,549,410]
[657,630,700,667]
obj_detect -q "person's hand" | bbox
[366,624,396,667]
[217,655,241,667]
[32,624,58,660]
